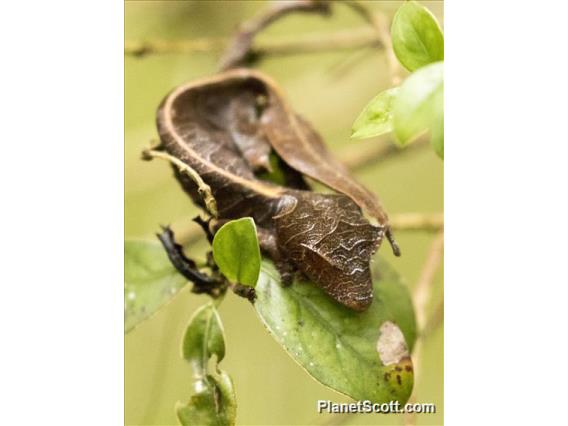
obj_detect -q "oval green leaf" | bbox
[254,257,417,404]
[351,88,399,140]
[391,0,444,72]
[177,303,236,426]
[181,303,226,375]
[124,240,187,333]
[393,61,444,158]
[212,217,261,287]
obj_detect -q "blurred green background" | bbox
[125,1,443,425]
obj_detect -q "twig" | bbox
[413,232,444,335]
[332,0,402,86]
[404,232,444,426]
[373,11,403,85]
[218,0,332,70]
[389,212,443,233]
[422,296,444,338]
[342,1,403,84]
[340,138,428,170]
[252,29,382,57]
[125,29,382,58]
[142,148,218,218]
[125,38,226,57]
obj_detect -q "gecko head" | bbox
[273,192,384,311]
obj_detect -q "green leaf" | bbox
[181,303,226,374]
[393,61,444,158]
[124,240,187,333]
[176,374,236,426]
[351,88,399,140]
[254,257,417,404]
[257,153,288,185]
[391,0,444,71]
[177,304,237,426]
[212,217,261,287]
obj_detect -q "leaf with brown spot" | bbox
[254,257,416,403]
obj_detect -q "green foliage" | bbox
[125,220,418,415]
[177,303,237,426]
[124,240,188,333]
[212,218,261,287]
[257,153,288,185]
[181,302,226,369]
[351,0,444,159]
[254,258,417,404]
[394,61,444,158]
[391,0,444,72]
[351,88,399,140]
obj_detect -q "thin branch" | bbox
[340,138,428,170]
[413,232,444,331]
[422,296,444,338]
[125,28,381,58]
[342,1,403,84]
[253,29,382,57]
[219,0,332,70]
[404,232,444,426]
[125,38,226,57]
[388,212,443,233]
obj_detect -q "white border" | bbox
[447,1,568,424]
[0,0,123,424]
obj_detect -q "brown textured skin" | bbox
[156,69,390,311]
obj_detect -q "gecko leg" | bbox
[193,215,215,244]
[386,226,401,257]
[256,227,296,287]
[156,225,225,297]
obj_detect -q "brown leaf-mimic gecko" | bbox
[152,69,399,311]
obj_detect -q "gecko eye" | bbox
[254,94,268,118]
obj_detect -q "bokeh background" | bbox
[125,1,443,425]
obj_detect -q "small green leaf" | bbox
[181,303,226,375]
[351,88,399,140]
[177,304,236,426]
[254,258,417,404]
[212,218,261,287]
[124,240,187,333]
[176,373,236,426]
[391,0,444,71]
[393,61,443,158]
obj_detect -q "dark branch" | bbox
[218,0,332,70]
